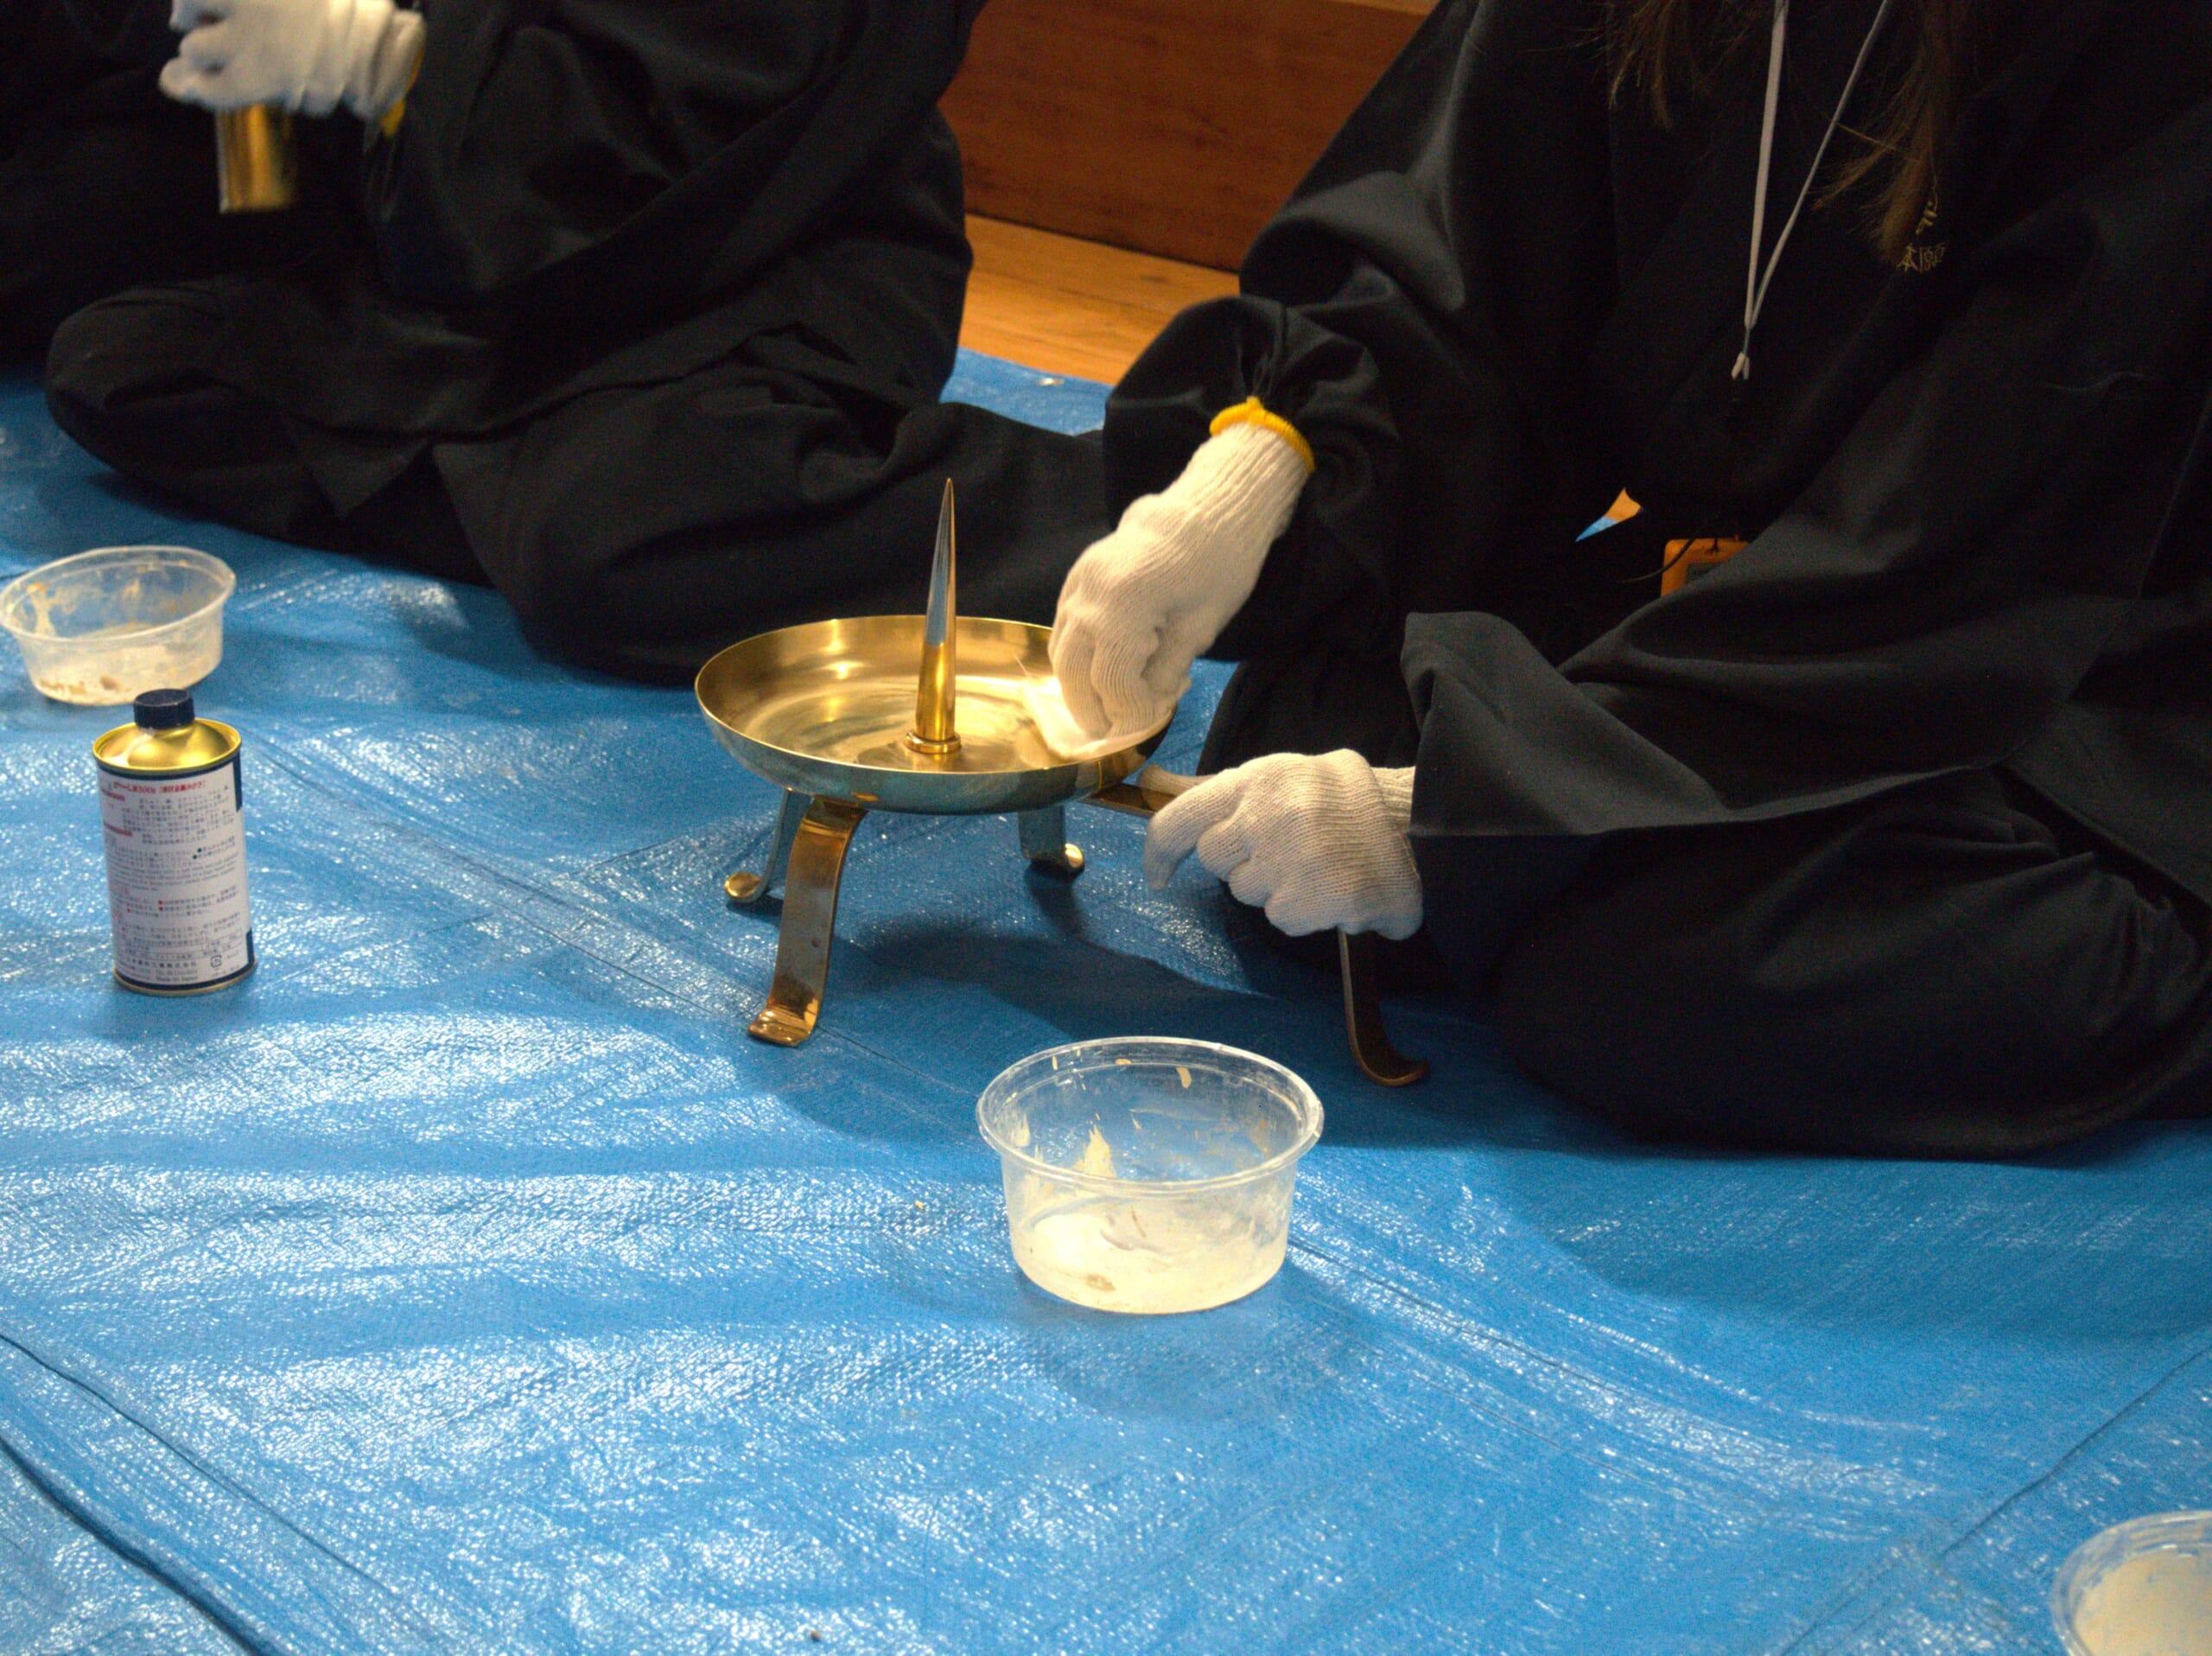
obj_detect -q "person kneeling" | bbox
[41,0,1103,679]
[1052,0,2212,1157]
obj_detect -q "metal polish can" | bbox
[92,689,256,995]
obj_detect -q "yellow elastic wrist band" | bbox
[1210,397,1316,475]
[374,51,423,139]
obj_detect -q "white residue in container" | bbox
[1005,1171,1293,1315]
[2071,1548,2212,1656]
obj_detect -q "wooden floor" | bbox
[958,216,1239,385]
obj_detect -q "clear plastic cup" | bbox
[0,545,233,705]
[977,1037,1324,1315]
[2054,1511,2212,1656]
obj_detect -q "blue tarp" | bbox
[0,352,2205,1655]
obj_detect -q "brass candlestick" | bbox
[695,479,1428,1085]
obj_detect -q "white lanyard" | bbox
[1732,0,1899,383]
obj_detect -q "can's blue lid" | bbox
[134,689,194,730]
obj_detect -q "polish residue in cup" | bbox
[2056,1513,2212,1656]
[2071,1550,2212,1656]
[978,1037,1323,1315]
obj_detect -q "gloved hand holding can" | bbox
[160,0,423,122]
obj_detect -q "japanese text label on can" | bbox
[92,689,254,995]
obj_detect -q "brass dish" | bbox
[696,615,1153,818]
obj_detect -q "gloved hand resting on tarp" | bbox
[1146,749,1422,940]
[161,0,423,121]
[1050,401,1313,745]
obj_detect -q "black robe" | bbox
[0,0,331,357]
[1105,0,2212,1152]
[36,0,1106,676]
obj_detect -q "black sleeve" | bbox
[1099,0,1620,661]
[360,0,982,318]
[48,0,172,61]
[1405,91,2212,925]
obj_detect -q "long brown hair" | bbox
[1606,0,2001,258]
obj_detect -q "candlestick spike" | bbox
[908,478,959,755]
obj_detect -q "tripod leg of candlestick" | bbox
[749,797,867,1046]
[1082,767,1426,1086]
[1016,804,1085,878]
[1339,930,1429,1086]
[725,789,807,905]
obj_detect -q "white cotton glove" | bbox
[1051,417,1311,743]
[1146,750,1422,940]
[161,0,423,121]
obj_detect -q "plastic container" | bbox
[977,1037,1324,1314]
[2054,1511,2212,1656]
[1,546,233,705]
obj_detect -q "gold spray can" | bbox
[92,689,257,996]
[215,105,297,213]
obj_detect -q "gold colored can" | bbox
[215,105,297,213]
[92,689,256,996]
